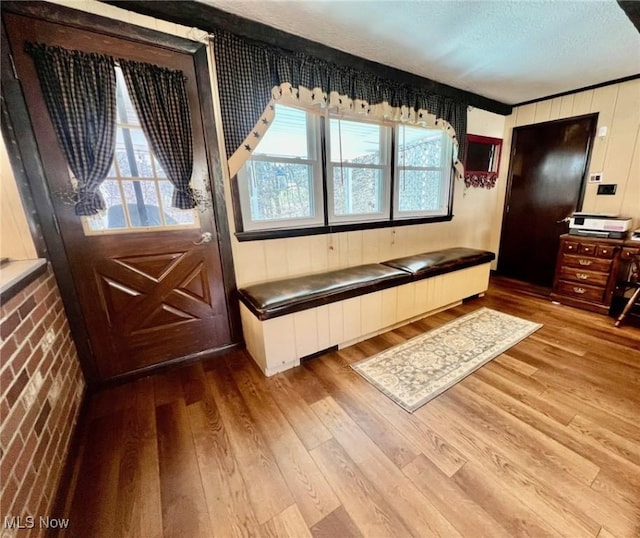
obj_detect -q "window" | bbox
[394,125,453,219]
[327,117,391,223]
[237,105,323,231]
[235,104,455,238]
[83,67,198,234]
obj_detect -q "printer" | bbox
[569,213,632,239]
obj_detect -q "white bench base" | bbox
[240,263,491,376]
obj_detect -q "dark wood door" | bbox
[5,13,233,380]
[498,115,597,287]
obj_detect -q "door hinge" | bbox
[8,54,18,80]
[506,205,510,213]
[52,214,61,236]
[86,338,95,358]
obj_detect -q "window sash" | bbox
[238,111,323,231]
[394,128,453,219]
[326,116,392,223]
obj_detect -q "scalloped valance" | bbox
[212,31,467,179]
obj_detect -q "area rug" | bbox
[351,307,542,412]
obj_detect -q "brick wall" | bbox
[0,266,85,536]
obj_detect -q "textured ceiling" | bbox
[199,0,640,105]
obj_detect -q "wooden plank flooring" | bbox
[61,277,640,537]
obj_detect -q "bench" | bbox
[238,247,495,375]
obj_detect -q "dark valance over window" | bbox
[213,31,467,178]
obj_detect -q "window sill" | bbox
[0,258,48,302]
[235,214,453,242]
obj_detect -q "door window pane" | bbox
[82,66,198,234]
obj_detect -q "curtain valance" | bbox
[213,31,467,178]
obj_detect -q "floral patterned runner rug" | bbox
[351,307,542,412]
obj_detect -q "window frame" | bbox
[236,106,324,231]
[233,105,456,241]
[325,115,392,224]
[393,126,455,220]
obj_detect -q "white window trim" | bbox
[237,110,324,231]
[325,115,392,224]
[393,127,453,220]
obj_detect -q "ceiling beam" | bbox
[103,0,513,116]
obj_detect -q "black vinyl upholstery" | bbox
[238,248,495,320]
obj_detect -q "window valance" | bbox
[212,31,467,179]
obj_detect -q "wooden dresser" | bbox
[551,234,623,313]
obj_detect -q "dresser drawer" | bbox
[561,254,612,272]
[555,280,604,303]
[577,242,597,256]
[621,247,640,261]
[595,244,615,259]
[559,267,609,287]
[563,240,580,254]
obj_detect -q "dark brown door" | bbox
[5,13,232,380]
[498,115,597,287]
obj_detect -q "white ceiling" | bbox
[199,0,640,105]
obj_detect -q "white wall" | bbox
[489,79,640,261]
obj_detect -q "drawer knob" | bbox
[578,259,592,266]
[576,273,589,280]
[573,287,587,294]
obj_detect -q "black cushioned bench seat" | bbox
[382,247,495,279]
[238,264,412,320]
[238,247,495,321]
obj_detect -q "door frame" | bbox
[497,113,599,280]
[0,0,242,385]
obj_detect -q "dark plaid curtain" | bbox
[119,59,196,209]
[213,31,467,160]
[25,43,116,216]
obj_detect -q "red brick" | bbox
[0,400,25,448]
[1,364,16,397]
[14,317,34,348]
[25,346,44,376]
[5,369,29,408]
[1,474,19,513]
[12,465,36,515]
[14,432,37,479]
[1,311,21,340]
[0,434,22,484]
[32,430,50,472]
[29,323,46,350]
[1,335,18,362]
[18,296,37,321]
[34,401,51,438]
[0,398,10,421]
[10,343,32,374]
[1,291,25,319]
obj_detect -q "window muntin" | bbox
[235,105,455,236]
[326,117,391,223]
[237,105,323,231]
[83,67,198,234]
[394,125,452,219]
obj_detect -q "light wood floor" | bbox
[61,277,640,537]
